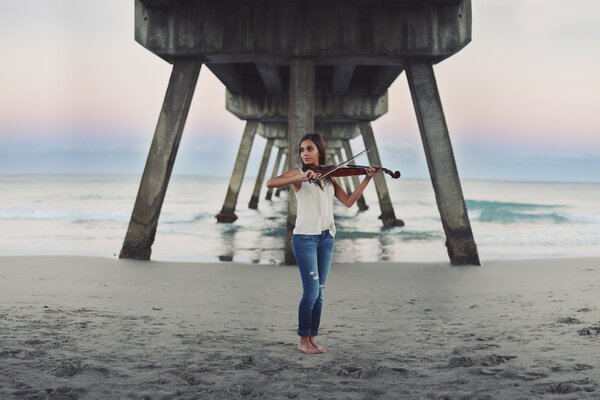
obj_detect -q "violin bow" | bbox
[309,147,373,183]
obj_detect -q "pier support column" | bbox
[120,60,202,260]
[249,139,274,209]
[265,147,284,201]
[274,153,287,198]
[406,61,480,266]
[342,139,368,211]
[359,122,404,227]
[335,149,353,195]
[216,120,259,223]
[286,59,315,265]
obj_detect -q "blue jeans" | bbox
[292,230,334,337]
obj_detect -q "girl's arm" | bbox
[266,168,319,192]
[333,167,377,207]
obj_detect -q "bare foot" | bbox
[309,337,327,353]
[298,337,319,354]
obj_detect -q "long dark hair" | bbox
[298,133,329,189]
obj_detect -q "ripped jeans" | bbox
[292,230,334,337]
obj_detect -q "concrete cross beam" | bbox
[255,122,363,141]
[226,92,388,122]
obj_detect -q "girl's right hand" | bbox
[298,169,321,182]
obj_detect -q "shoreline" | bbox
[2,173,599,185]
[1,255,599,398]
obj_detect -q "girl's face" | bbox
[299,140,320,166]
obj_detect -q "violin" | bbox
[306,164,401,180]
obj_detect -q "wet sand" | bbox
[1,256,599,399]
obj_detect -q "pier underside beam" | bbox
[216,121,259,223]
[406,61,480,266]
[120,60,202,260]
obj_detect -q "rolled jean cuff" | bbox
[297,328,313,337]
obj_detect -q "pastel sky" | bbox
[0,0,599,182]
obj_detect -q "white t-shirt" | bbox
[293,173,337,237]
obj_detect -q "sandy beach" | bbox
[1,256,599,399]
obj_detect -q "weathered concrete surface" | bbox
[135,0,471,63]
[120,60,202,260]
[215,121,258,223]
[286,60,315,265]
[249,139,274,210]
[226,92,387,122]
[256,122,362,141]
[360,122,404,228]
[406,61,479,266]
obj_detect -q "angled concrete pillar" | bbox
[335,149,353,195]
[215,120,259,223]
[266,147,284,201]
[275,185,288,197]
[359,122,404,228]
[406,61,480,266]
[342,139,368,211]
[286,59,315,265]
[274,152,287,198]
[120,60,202,260]
[249,138,274,209]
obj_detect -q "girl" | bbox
[266,133,378,354]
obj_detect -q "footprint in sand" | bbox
[499,370,548,381]
[557,316,582,324]
[52,362,83,377]
[578,326,600,336]
[449,354,517,369]
[535,380,596,395]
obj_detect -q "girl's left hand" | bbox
[365,167,378,178]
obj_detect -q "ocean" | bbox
[0,174,598,264]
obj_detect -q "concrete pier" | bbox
[127,0,478,265]
[406,61,480,265]
[120,60,201,260]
